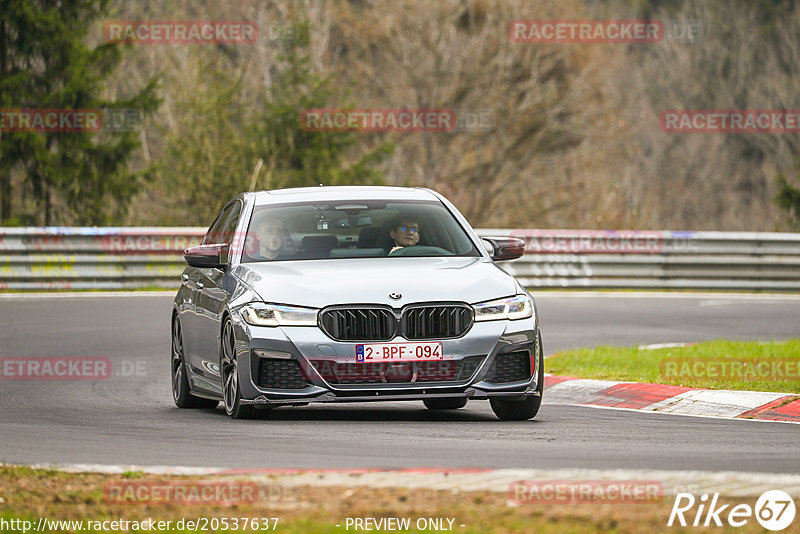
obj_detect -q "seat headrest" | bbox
[302,235,338,252]
[357,227,381,249]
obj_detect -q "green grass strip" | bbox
[546,339,800,393]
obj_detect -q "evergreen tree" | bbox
[0,0,159,225]
[249,22,394,192]
[157,21,393,226]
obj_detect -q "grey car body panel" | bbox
[173,186,541,407]
[232,257,516,308]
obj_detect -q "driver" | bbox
[389,217,420,254]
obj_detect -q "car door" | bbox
[181,203,236,384]
[193,200,243,388]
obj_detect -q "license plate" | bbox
[355,342,443,363]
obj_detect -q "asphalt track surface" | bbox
[0,292,798,473]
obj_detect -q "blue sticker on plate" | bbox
[355,344,365,363]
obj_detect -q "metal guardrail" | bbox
[0,227,205,290]
[479,229,800,290]
[1,227,799,290]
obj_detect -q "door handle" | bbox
[196,281,204,289]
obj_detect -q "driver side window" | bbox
[202,204,234,245]
[220,202,242,247]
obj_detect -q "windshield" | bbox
[240,200,480,262]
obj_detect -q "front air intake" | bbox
[485,351,531,383]
[257,358,311,389]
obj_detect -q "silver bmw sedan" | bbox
[171,186,542,420]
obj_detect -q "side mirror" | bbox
[482,237,526,261]
[184,243,227,269]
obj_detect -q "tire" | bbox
[171,315,218,409]
[489,332,544,421]
[423,398,468,410]
[221,317,257,419]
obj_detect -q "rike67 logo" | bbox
[668,490,796,531]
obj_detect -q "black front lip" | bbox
[240,386,540,406]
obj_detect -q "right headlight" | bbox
[472,294,533,322]
[241,303,319,327]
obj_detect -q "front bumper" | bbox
[233,316,540,406]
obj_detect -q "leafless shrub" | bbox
[97,0,800,231]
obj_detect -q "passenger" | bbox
[389,217,420,254]
[249,212,293,260]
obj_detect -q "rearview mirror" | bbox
[482,237,526,261]
[184,243,227,269]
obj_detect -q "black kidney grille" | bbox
[485,351,531,383]
[403,305,473,339]
[320,308,395,341]
[257,358,310,389]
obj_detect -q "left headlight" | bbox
[472,294,533,322]
[241,303,319,327]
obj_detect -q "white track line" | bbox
[543,378,629,405]
[643,390,788,418]
[567,403,800,425]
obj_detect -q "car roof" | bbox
[252,186,440,206]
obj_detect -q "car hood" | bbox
[233,257,517,308]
